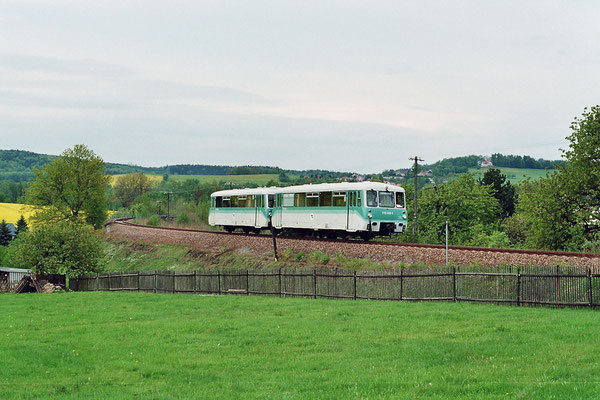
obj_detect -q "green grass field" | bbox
[159,174,284,185]
[469,167,552,184]
[1,292,599,399]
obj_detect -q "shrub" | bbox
[147,215,160,226]
[13,221,104,277]
[176,212,190,225]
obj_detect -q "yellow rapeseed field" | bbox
[0,203,33,225]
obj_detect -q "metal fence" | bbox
[69,265,600,308]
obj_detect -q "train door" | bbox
[254,195,259,228]
[346,191,357,230]
[274,193,283,228]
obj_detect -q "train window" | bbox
[357,192,361,207]
[222,196,231,208]
[247,195,255,207]
[332,192,346,207]
[294,193,306,207]
[367,190,377,207]
[283,193,294,207]
[396,192,405,208]
[215,197,222,207]
[231,196,239,208]
[379,191,394,208]
[307,192,319,207]
[268,194,275,208]
[238,196,247,208]
[319,192,332,207]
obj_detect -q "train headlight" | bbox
[368,213,373,219]
[403,214,407,220]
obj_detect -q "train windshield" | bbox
[379,191,395,208]
[366,190,378,207]
[268,194,275,208]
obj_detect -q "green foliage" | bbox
[501,213,528,247]
[417,174,501,245]
[26,145,110,229]
[113,173,156,207]
[147,215,160,226]
[479,168,516,218]
[176,212,190,225]
[467,225,510,248]
[15,215,28,236]
[0,219,13,246]
[308,250,330,265]
[12,220,104,277]
[491,153,561,169]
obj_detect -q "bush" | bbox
[147,215,160,226]
[13,221,104,277]
[176,212,190,225]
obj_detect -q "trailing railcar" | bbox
[209,182,408,239]
[208,187,275,233]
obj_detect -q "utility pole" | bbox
[409,156,424,234]
[164,192,173,220]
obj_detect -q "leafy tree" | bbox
[15,215,28,236]
[0,219,12,246]
[479,168,516,218]
[13,221,103,277]
[417,174,501,245]
[561,105,600,238]
[113,173,156,207]
[515,172,584,250]
[26,145,110,229]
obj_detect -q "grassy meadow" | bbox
[1,292,599,399]
[468,167,551,184]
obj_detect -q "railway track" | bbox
[109,218,600,261]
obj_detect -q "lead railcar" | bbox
[209,181,408,239]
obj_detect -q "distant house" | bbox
[6,223,16,238]
[417,170,432,177]
[481,160,494,168]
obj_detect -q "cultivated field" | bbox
[469,167,551,184]
[1,292,599,399]
[0,202,32,225]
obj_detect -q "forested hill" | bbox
[419,154,563,176]
[0,149,350,181]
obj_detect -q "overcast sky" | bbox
[1,1,598,173]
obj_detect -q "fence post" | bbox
[556,265,560,303]
[95,273,99,291]
[516,268,521,307]
[452,267,456,302]
[218,270,221,295]
[154,270,157,293]
[353,270,357,300]
[313,269,317,299]
[400,268,403,301]
[172,271,176,294]
[137,271,140,292]
[194,270,198,294]
[588,268,593,307]
[278,268,282,297]
[246,270,250,295]
[108,272,111,292]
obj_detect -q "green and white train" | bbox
[209,182,407,240]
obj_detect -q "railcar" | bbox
[209,181,408,239]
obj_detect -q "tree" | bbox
[13,221,103,277]
[0,220,12,246]
[26,145,110,229]
[417,174,501,245]
[113,173,155,207]
[15,215,28,236]
[479,168,516,218]
[561,105,600,238]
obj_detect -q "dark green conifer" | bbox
[16,215,28,237]
[0,219,12,246]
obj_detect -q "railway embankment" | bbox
[106,220,600,269]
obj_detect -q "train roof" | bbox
[211,181,404,197]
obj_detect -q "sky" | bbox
[0,1,599,173]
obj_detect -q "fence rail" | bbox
[69,265,600,309]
